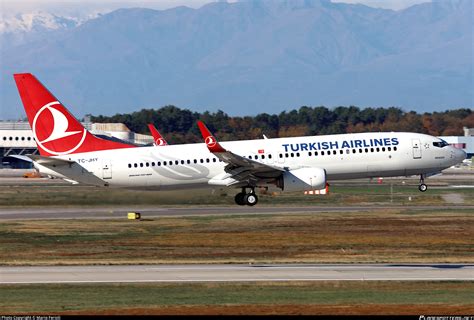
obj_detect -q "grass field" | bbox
[1,179,473,315]
[1,209,472,265]
[1,281,473,315]
[1,180,473,207]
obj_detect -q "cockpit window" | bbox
[433,139,449,148]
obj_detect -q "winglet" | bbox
[147,124,168,146]
[197,121,226,153]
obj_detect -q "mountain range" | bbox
[0,0,472,119]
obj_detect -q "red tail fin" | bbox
[147,124,168,146]
[14,73,135,156]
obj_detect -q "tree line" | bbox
[90,106,474,144]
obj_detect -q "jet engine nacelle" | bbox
[277,167,326,192]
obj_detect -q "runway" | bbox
[1,205,473,220]
[1,264,473,284]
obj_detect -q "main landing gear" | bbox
[235,187,258,206]
[418,174,428,192]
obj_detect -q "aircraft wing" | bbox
[197,121,284,187]
[9,154,75,166]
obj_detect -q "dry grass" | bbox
[1,209,473,265]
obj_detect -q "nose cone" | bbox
[456,149,467,163]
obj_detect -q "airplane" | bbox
[13,73,467,206]
[148,124,168,146]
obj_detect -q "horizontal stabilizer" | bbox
[8,155,33,163]
[28,155,75,166]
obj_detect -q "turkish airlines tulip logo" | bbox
[156,138,167,146]
[205,136,217,148]
[32,101,87,155]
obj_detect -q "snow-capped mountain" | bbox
[1,0,472,119]
[0,12,81,34]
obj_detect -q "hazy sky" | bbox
[1,0,432,17]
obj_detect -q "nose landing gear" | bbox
[418,175,428,192]
[234,187,258,206]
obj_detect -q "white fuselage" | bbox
[43,132,466,190]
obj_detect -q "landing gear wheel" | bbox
[244,193,258,206]
[234,193,246,206]
[418,174,428,192]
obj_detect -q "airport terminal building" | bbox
[441,127,474,158]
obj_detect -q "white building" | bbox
[440,127,474,158]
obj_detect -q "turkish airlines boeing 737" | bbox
[13,73,466,206]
